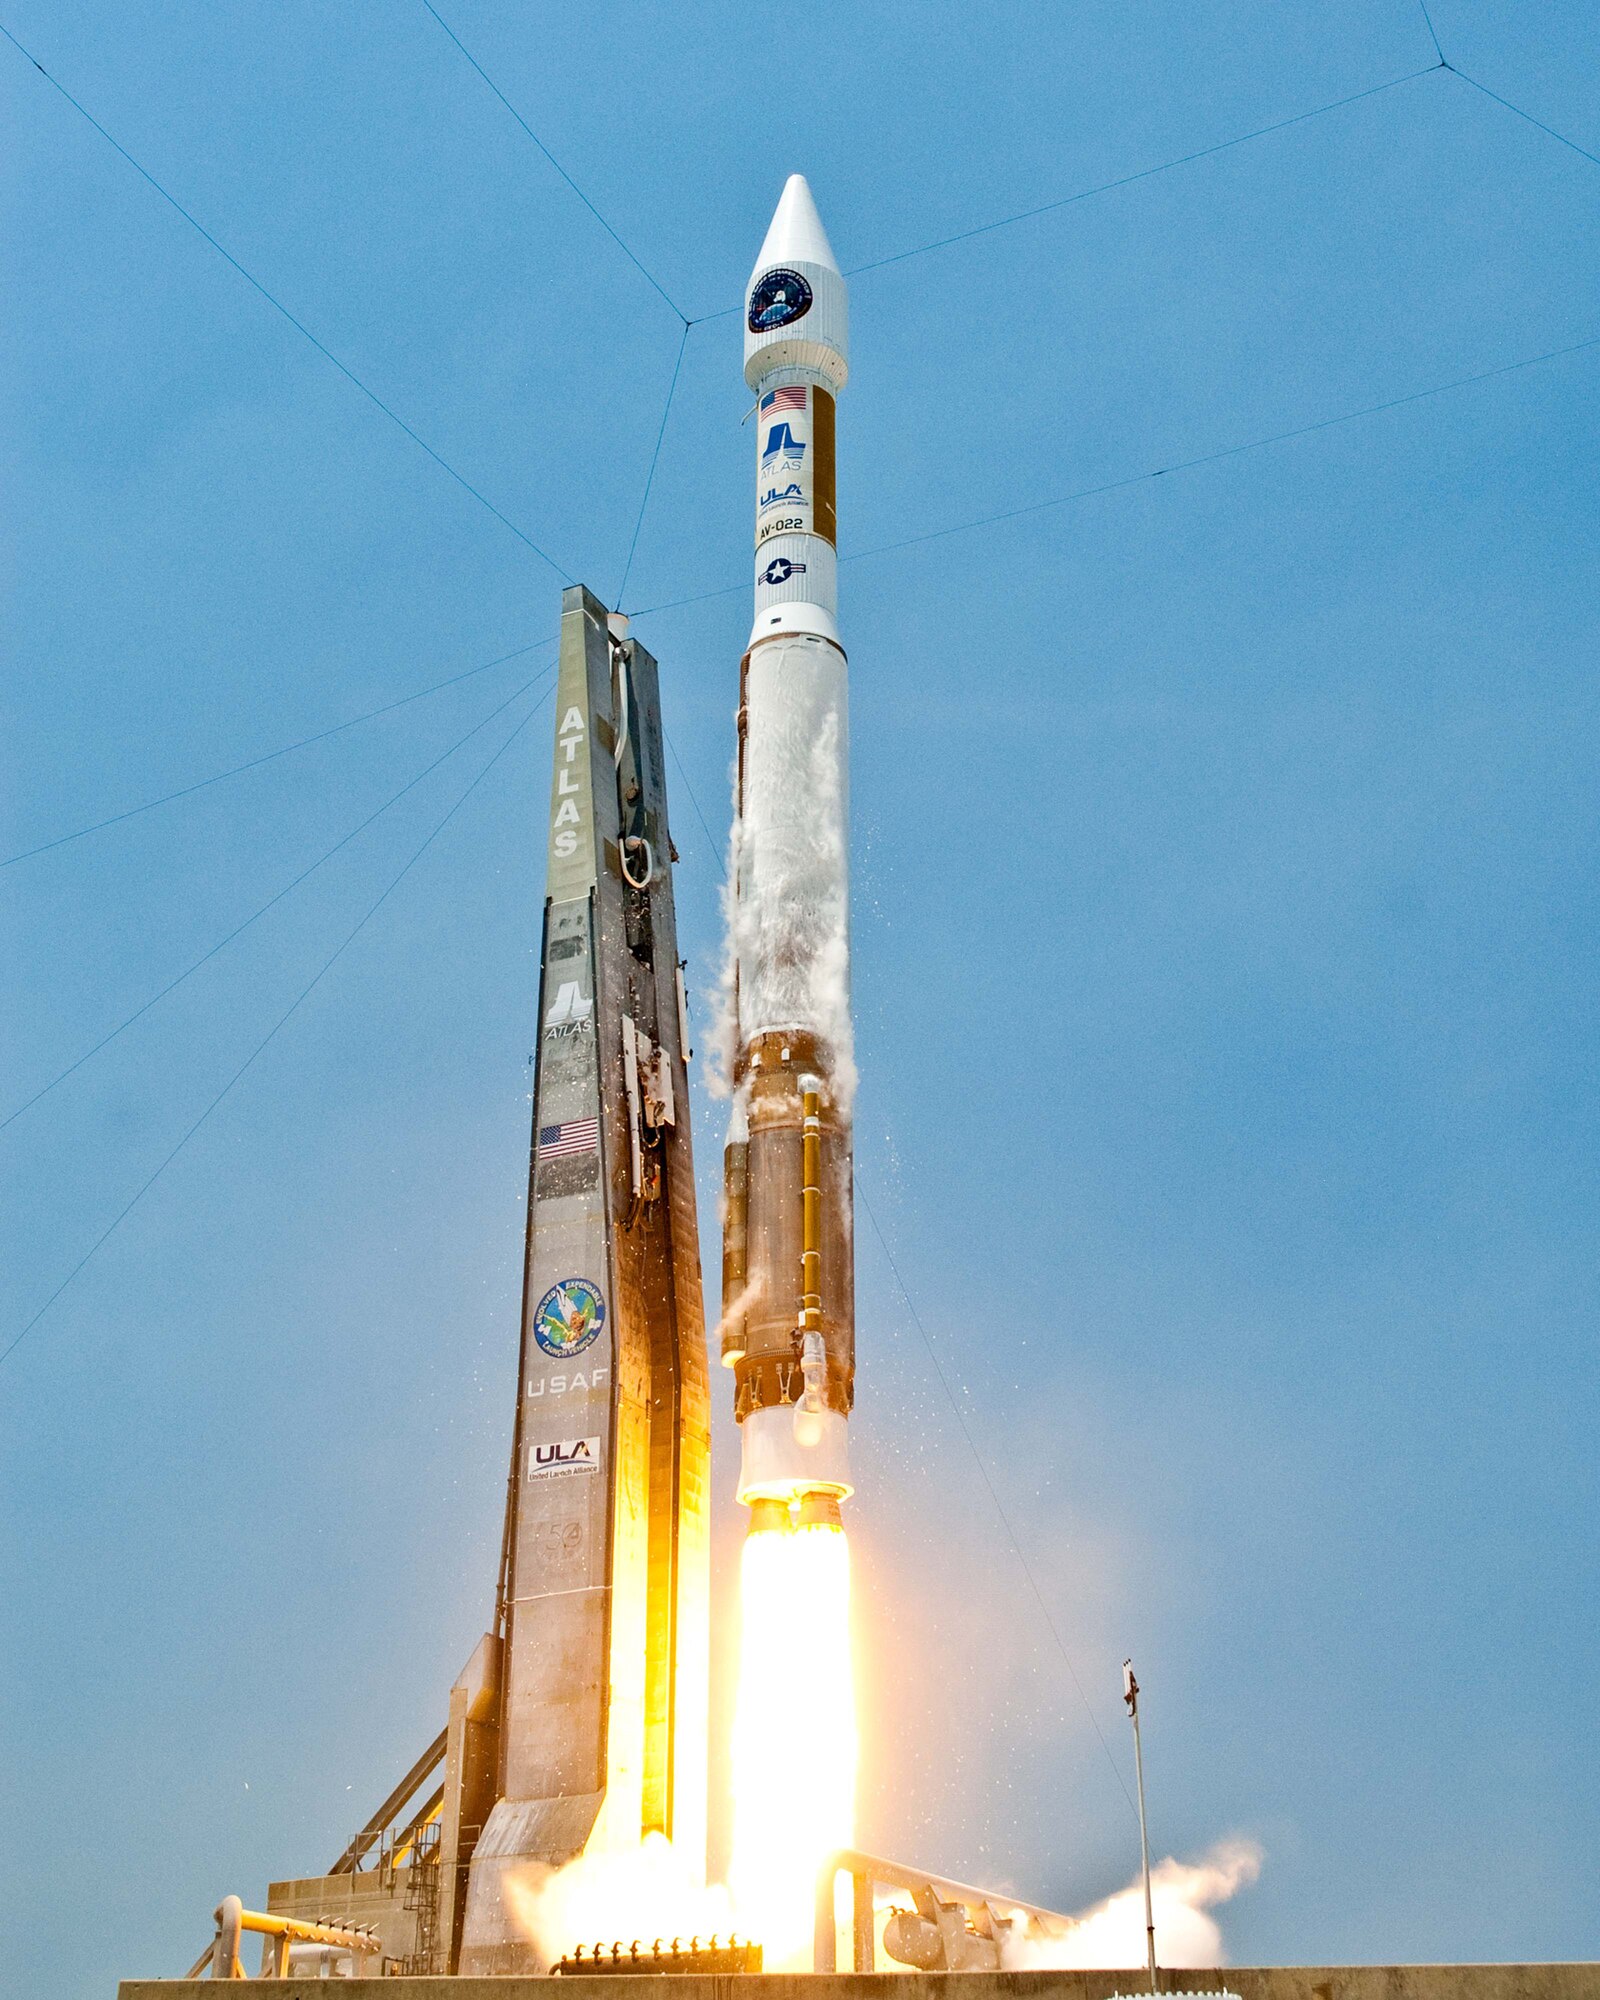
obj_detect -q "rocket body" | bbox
[722,178,855,1513]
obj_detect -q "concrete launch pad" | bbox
[116,1963,1600,2000]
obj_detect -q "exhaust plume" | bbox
[503,1833,734,1970]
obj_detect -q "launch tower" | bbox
[266,587,710,1977]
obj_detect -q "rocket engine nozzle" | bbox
[736,1400,853,1507]
[745,1490,844,1538]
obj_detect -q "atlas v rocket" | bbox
[263,178,854,1978]
[722,175,856,1527]
[458,175,857,1967]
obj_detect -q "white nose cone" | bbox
[744,174,848,392]
[751,173,840,279]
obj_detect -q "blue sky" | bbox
[3,2,1597,1992]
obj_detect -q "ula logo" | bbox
[528,1435,601,1479]
[759,483,804,509]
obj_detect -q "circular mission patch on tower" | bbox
[533,1277,606,1357]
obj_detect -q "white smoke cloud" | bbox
[503,1832,735,1970]
[704,759,746,1101]
[1003,1839,1262,1970]
[710,1276,755,1359]
[724,639,856,1110]
[504,1833,1259,1974]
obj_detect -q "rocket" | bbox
[721,176,855,1530]
[204,194,867,1982]
[234,185,855,1983]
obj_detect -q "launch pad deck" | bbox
[117,1964,1600,2000]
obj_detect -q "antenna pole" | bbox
[1124,1659,1157,1992]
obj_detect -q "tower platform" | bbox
[118,1962,1600,2000]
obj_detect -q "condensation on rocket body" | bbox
[722,176,855,1516]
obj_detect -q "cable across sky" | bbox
[1,636,556,869]
[0,21,578,582]
[7,25,1598,1978]
[0,661,557,1134]
[0,685,552,1371]
[8,4,1598,1382]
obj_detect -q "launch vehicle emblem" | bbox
[760,421,805,470]
[544,980,592,1029]
[533,1278,606,1358]
[748,267,813,332]
[761,557,806,585]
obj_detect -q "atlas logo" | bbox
[551,702,586,859]
[543,981,592,1029]
[761,422,805,469]
[761,557,806,586]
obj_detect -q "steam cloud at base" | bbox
[503,1831,1260,1975]
[1004,1839,1264,1970]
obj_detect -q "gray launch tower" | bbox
[264,586,711,1977]
[457,586,711,1972]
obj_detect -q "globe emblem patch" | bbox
[533,1278,605,1358]
[748,268,813,333]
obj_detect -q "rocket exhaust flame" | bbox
[503,1509,856,1973]
[729,1509,857,1968]
[503,1833,734,1971]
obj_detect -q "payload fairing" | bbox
[722,176,857,1525]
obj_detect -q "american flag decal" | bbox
[539,1117,599,1159]
[760,385,806,417]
